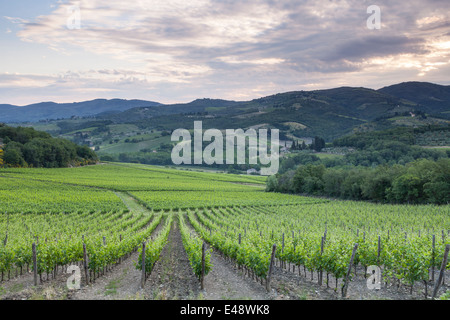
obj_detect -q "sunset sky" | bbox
[1,0,450,105]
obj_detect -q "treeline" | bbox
[268,126,450,204]
[267,158,450,204]
[333,126,450,166]
[100,152,173,166]
[0,124,98,168]
[99,150,264,173]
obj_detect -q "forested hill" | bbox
[99,83,450,141]
[379,82,450,114]
[268,125,450,204]
[0,124,98,168]
[3,82,450,142]
[0,99,161,123]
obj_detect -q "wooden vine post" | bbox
[377,235,381,265]
[342,243,358,298]
[201,242,206,290]
[140,242,146,289]
[4,212,8,247]
[319,236,324,286]
[83,243,89,285]
[266,244,277,292]
[431,235,436,282]
[119,235,122,263]
[432,244,450,299]
[32,242,38,286]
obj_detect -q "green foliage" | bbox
[311,136,326,152]
[1,206,159,278]
[187,202,449,288]
[3,147,26,167]
[178,213,212,279]
[439,291,450,300]
[293,164,326,194]
[0,177,126,214]
[334,126,449,167]
[0,162,448,294]
[0,124,98,167]
[268,158,450,204]
[265,175,278,192]
[388,174,423,203]
[271,126,450,204]
[135,214,172,274]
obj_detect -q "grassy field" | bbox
[97,135,172,154]
[314,153,345,160]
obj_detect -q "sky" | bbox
[0,0,450,106]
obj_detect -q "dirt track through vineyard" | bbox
[142,219,201,300]
[68,248,144,300]
[201,245,272,300]
[183,215,272,300]
[68,217,164,299]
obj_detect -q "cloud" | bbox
[2,0,450,104]
[322,35,429,63]
[4,16,29,24]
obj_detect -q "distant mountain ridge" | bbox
[96,82,449,140]
[1,82,449,140]
[0,99,162,123]
[378,81,450,113]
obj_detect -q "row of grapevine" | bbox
[187,209,273,280]
[0,177,126,214]
[189,204,449,294]
[0,164,266,193]
[178,213,212,280]
[136,214,173,277]
[0,209,161,282]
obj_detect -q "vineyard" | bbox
[0,163,449,300]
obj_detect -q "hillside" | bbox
[103,86,428,141]
[2,82,450,171]
[2,83,450,141]
[378,82,450,115]
[0,99,162,123]
[270,125,450,204]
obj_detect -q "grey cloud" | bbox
[4,0,450,105]
[322,35,429,62]
[419,21,450,32]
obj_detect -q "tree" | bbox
[323,169,346,197]
[292,164,325,194]
[265,175,278,192]
[3,148,26,167]
[360,165,402,201]
[312,136,325,152]
[423,181,450,204]
[301,141,307,150]
[388,174,423,203]
[280,157,296,173]
[338,168,369,200]
[277,170,295,193]
[0,124,98,168]
[0,146,3,166]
